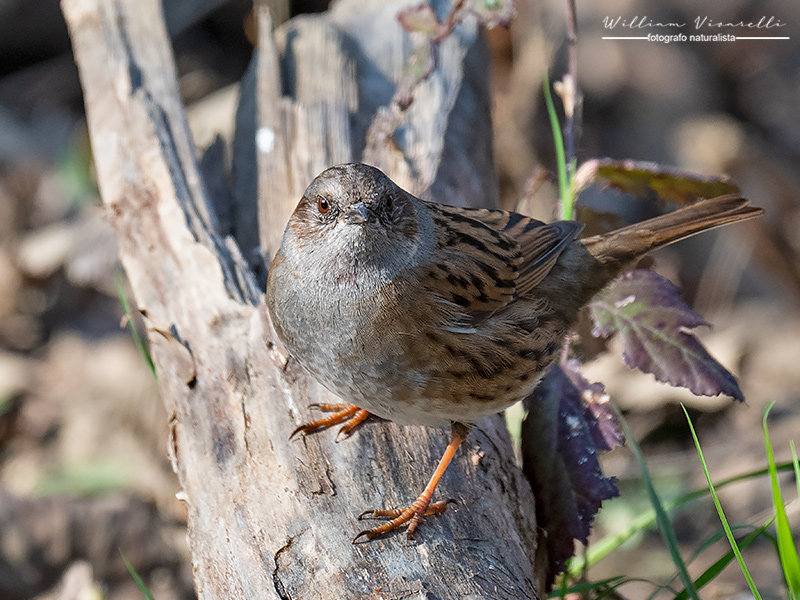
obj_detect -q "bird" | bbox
[266,162,763,541]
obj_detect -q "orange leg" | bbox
[353,422,471,542]
[290,403,371,441]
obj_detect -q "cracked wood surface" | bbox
[63,0,541,597]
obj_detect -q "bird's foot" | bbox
[290,403,371,441]
[353,497,457,542]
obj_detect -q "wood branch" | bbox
[63,0,541,597]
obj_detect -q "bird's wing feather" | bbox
[418,202,583,319]
[512,220,585,296]
[418,202,520,315]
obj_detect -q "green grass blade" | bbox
[542,72,573,220]
[548,576,674,599]
[0,394,12,417]
[557,572,568,599]
[547,575,625,598]
[674,519,774,600]
[121,551,155,600]
[763,403,800,596]
[654,523,770,600]
[689,524,757,563]
[570,460,796,575]
[115,271,156,378]
[792,440,800,505]
[620,412,700,600]
[603,577,679,599]
[33,458,132,496]
[684,405,762,599]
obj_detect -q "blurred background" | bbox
[0,0,797,598]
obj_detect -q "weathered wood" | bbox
[63,0,541,597]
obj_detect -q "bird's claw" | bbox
[352,499,457,542]
[289,404,370,440]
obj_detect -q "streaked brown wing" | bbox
[470,208,584,295]
[419,201,583,317]
[419,202,520,314]
[512,220,584,296]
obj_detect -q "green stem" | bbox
[542,72,573,220]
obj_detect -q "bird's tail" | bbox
[581,194,763,266]
[544,195,763,316]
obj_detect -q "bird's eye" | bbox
[317,196,330,214]
[386,194,395,212]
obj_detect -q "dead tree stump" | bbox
[63,0,541,597]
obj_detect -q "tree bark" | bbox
[62,0,541,597]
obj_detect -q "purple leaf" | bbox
[521,366,619,590]
[589,269,744,401]
[573,158,740,206]
[562,359,625,451]
[397,3,440,35]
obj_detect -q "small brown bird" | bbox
[266,163,762,541]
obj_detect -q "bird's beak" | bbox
[344,202,369,224]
